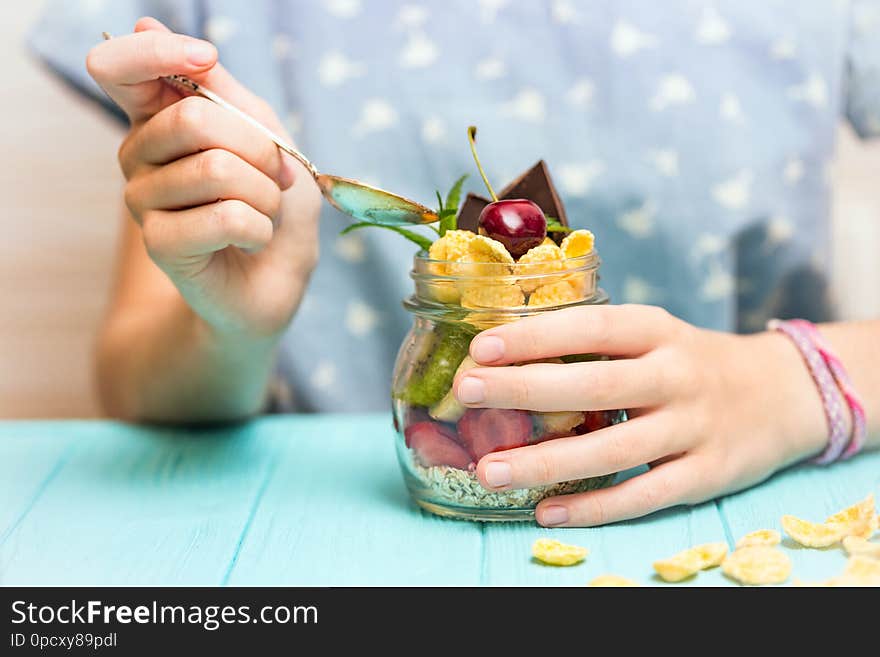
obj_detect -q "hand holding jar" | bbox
[389,128,878,525]
[456,304,837,527]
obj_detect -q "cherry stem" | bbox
[467,126,498,202]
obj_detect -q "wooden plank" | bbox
[3,417,875,587]
[225,415,484,586]
[717,449,880,586]
[0,421,275,586]
[0,424,74,548]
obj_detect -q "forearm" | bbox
[96,297,280,423]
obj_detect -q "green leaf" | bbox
[438,174,468,237]
[438,213,456,237]
[435,191,445,214]
[546,219,573,233]
[340,222,434,251]
[444,174,468,213]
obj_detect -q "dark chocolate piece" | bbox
[498,160,569,242]
[454,160,570,242]
[455,192,491,233]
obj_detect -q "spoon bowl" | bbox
[316,175,438,225]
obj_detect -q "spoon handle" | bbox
[101,32,320,179]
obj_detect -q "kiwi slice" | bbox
[398,322,477,407]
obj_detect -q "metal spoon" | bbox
[102,33,439,226]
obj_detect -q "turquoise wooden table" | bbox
[0,415,877,586]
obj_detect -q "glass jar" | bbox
[391,245,624,521]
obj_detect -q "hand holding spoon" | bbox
[102,32,438,227]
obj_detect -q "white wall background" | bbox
[1,3,878,418]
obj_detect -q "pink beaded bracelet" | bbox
[787,319,867,458]
[767,319,867,464]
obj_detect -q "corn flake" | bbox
[825,494,876,539]
[721,546,791,585]
[467,235,515,264]
[839,555,880,585]
[535,411,585,437]
[517,243,565,292]
[588,575,639,587]
[736,529,782,549]
[461,284,525,309]
[424,280,462,304]
[815,556,880,586]
[560,229,595,259]
[842,535,880,560]
[653,542,728,582]
[427,230,476,273]
[461,312,506,330]
[868,514,880,539]
[425,230,478,303]
[696,542,729,568]
[518,242,565,265]
[532,538,588,566]
[781,514,847,548]
[801,555,880,586]
[528,280,580,308]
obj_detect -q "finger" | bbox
[119,96,293,188]
[88,18,285,133]
[134,16,170,34]
[534,455,705,527]
[86,28,217,121]
[468,304,682,365]
[141,200,274,262]
[454,357,672,411]
[126,18,298,184]
[125,149,282,221]
[132,18,283,129]
[475,412,681,491]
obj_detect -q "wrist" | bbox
[189,306,282,361]
[154,300,281,421]
[747,330,842,465]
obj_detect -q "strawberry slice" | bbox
[405,421,473,470]
[457,409,533,461]
[402,408,432,444]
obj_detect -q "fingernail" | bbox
[185,40,216,66]
[456,377,485,404]
[540,505,569,527]
[484,461,512,488]
[471,335,504,363]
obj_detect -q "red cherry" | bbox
[457,408,533,461]
[405,421,474,469]
[466,127,547,258]
[478,199,547,258]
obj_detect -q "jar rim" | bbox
[402,288,610,317]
